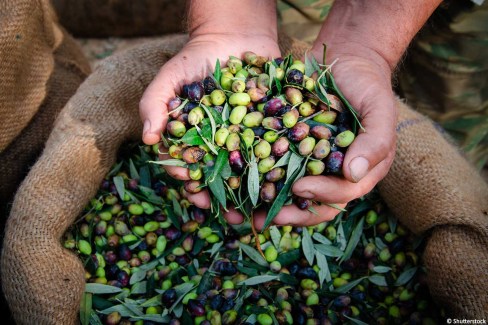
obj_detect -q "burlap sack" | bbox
[0,0,91,217]
[378,106,488,318]
[1,33,487,324]
[51,0,186,38]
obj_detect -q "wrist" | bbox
[187,0,277,43]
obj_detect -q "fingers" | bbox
[293,149,394,204]
[186,191,211,209]
[342,89,397,183]
[225,203,344,231]
[158,152,190,180]
[139,60,184,145]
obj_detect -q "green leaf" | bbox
[222,102,230,123]
[326,203,347,212]
[171,195,183,218]
[276,249,301,266]
[312,232,332,245]
[339,216,364,263]
[129,270,147,285]
[129,159,140,180]
[273,151,291,168]
[269,226,282,249]
[206,172,227,210]
[286,153,304,183]
[369,274,388,286]
[395,267,418,286]
[333,276,367,294]
[169,283,196,312]
[315,251,331,288]
[89,311,103,325]
[148,159,187,167]
[180,128,205,146]
[208,150,229,183]
[342,314,369,325]
[304,52,318,77]
[85,283,123,294]
[248,154,260,207]
[375,237,387,250]
[336,222,347,251]
[130,314,170,323]
[239,242,269,267]
[130,281,147,295]
[99,304,133,317]
[107,161,123,178]
[209,241,223,258]
[139,166,151,188]
[302,228,315,265]
[214,59,222,84]
[373,266,392,274]
[239,275,279,286]
[268,63,276,89]
[314,244,343,258]
[140,294,162,308]
[274,77,282,93]
[113,176,125,201]
[201,104,217,143]
[387,214,398,234]
[80,293,92,325]
[196,125,219,155]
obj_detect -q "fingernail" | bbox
[296,191,315,199]
[349,157,369,182]
[143,119,151,136]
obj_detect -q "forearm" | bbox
[188,0,278,41]
[313,0,442,71]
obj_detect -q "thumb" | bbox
[139,61,183,145]
[342,92,397,183]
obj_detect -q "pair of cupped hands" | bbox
[139,33,397,229]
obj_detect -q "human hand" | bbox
[140,33,281,209]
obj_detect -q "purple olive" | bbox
[260,182,277,203]
[118,244,132,261]
[264,98,285,116]
[188,300,206,316]
[117,270,130,287]
[187,81,205,102]
[295,197,312,210]
[161,289,177,307]
[288,122,310,142]
[325,151,344,174]
[271,137,290,157]
[183,101,199,114]
[286,69,304,85]
[229,151,245,174]
[203,76,217,94]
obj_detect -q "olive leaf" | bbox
[200,104,217,143]
[395,267,418,286]
[314,244,343,258]
[222,102,230,122]
[248,152,260,207]
[148,159,187,167]
[207,150,229,183]
[80,292,92,325]
[214,59,222,84]
[373,266,392,274]
[339,216,365,263]
[180,127,205,146]
[85,283,123,294]
[129,159,140,180]
[272,151,291,168]
[239,275,279,286]
[342,315,369,325]
[89,311,103,325]
[204,167,227,210]
[239,243,269,267]
[333,276,367,294]
[113,175,125,201]
[195,125,218,155]
[315,251,331,288]
[269,226,282,249]
[369,275,388,286]
[302,227,315,265]
[312,232,332,245]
